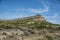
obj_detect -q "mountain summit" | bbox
[32,14,45,22]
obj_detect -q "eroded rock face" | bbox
[33,16,45,22]
[0,29,60,40]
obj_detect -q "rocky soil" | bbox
[0,28,60,40]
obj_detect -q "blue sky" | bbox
[0,0,60,24]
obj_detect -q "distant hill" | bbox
[0,14,60,30]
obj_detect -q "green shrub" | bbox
[46,35,53,40]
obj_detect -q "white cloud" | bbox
[51,13,59,18]
[45,13,60,24]
[46,13,59,19]
[25,1,49,13]
[9,1,49,14]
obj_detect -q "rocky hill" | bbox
[0,14,60,29]
[0,14,60,40]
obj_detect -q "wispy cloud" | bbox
[46,13,59,19]
[23,1,49,13]
[45,13,60,24]
[9,1,49,14]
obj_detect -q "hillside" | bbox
[0,14,60,40]
[0,14,60,30]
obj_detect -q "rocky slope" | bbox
[0,14,60,40]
